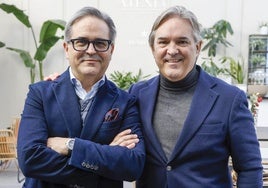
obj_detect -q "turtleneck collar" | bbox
[160,65,199,91]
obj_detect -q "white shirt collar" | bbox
[69,67,105,100]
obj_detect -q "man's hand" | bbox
[44,72,60,81]
[110,129,139,149]
[47,137,69,155]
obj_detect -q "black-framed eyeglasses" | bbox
[67,38,112,52]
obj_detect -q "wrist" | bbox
[65,138,75,155]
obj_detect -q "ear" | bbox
[195,40,202,55]
[110,43,115,54]
[63,42,69,58]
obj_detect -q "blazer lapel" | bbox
[52,70,82,138]
[139,76,168,162]
[80,81,117,139]
[169,70,219,161]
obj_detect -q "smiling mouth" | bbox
[165,58,183,63]
[82,59,99,63]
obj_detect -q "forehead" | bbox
[71,16,109,39]
[155,16,193,39]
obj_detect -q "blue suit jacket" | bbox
[17,69,145,188]
[129,66,263,188]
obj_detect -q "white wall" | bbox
[1,0,268,127]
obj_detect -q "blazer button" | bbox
[81,162,86,167]
[86,164,90,168]
[166,166,172,171]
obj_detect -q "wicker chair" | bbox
[0,129,24,183]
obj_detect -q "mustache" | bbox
[164,56,184,62]
[80,55,102,61]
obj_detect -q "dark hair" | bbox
[64,6,116,42]
[148,6,202,48]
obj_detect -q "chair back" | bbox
[10,117,21,142]
[0,129,17,160]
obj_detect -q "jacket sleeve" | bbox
[229,90,263,187]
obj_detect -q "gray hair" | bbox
[148,6,202,48]
[64,6,116,42]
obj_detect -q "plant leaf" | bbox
[0,41,5,48]
[6,47,35,68]
[34,36,61,61]
[201,19,233,57]
[39,19,66,43]
[110,69,150,90]
[0,3,31,28]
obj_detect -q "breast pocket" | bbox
[191,122,226,150]
[197,122,225,135]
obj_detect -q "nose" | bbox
[167,43,179,55]
[86,43,96,54]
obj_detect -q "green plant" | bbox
[250,54,266,66]
[0,41,4,48]
[249,39,266,51]
[109,69,150,90]
[201,19,234,77]
[201,19,246,84]
[201,19,234,57]
[0,3,66,83]
[220,57,245,84]
[201,57,225,77]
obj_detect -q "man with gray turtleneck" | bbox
[128,5,263,188]
[153,67,198,159]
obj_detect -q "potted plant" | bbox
[201,19,233,57]
[200,57,225,77]
[201,20,248,90]
[201,19,234,78]
[0,3,66,83]
[109,69,150,90]
[250,54,266,67]
[259,22,268,34]
[220,57,246,84]
[249,38,266,51]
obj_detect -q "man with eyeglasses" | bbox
[17,6,145,188]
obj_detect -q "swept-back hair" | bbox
[64,6,116,42]
[148,6,202,48]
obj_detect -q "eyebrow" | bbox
[72,37,109,41]
[156,36,190,40]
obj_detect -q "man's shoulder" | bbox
[132,76,158,89]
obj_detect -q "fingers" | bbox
[110,129,140,148]
[110,133,138,146]
[115,129,132,138]
[44,72,60,81]
[126,143,136,149]
[110,129,131,145]
[119,138,139,148]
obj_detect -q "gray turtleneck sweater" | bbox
[153,66,199,159]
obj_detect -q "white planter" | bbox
[234,84,247,93]
[259,26,268,34]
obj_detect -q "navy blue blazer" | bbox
[17,68,145,188]
[129,66,263,188]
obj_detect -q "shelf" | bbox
[248,34,268,94]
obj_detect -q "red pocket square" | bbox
[104,108,119,122]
